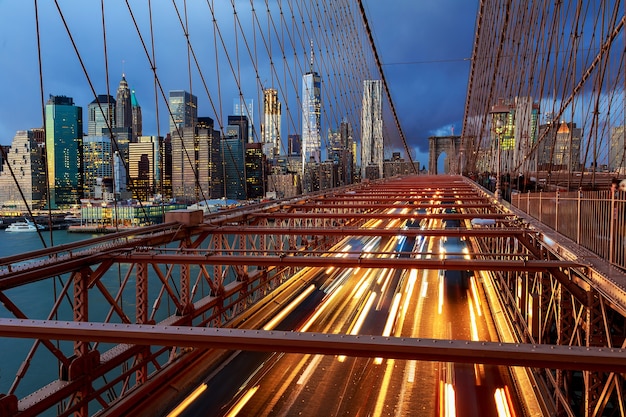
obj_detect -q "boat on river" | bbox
[5,220,44,232]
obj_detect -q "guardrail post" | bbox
[576,188,582,245]
[555,191,559,232]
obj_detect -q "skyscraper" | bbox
[129,136,162,201]
[131,89,142,139]
[245,142,265,199]
[87,94,115,136]
[327,119,354,186]
[609,126,625,172]
[170,117,222,202]
[169,90,198,138]
[490,97,539,175]
[222,118,247,200]
[82,136,112,198]
[0,130,46,210]
[45,95,83,208]
[233,98,254,143]
[262,88,281,158]
[537,121,581,171]
[115,74,132,131]
[195,118,223,200]
[288,134,301,157]
[301,55,322,168]
[361,80,383,179]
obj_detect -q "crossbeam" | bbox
[108,254,581,272]
[0,319,623,372]
[198,226,526,237]
[0,255,583,291]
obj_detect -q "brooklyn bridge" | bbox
[0,1,626,417]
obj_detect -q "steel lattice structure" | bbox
[0,175,625,416]
[462,0,625,186]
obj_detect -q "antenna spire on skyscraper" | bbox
[310,39,314,72]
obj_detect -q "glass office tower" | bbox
[45,95,83,208]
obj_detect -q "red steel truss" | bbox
[0,175,625,417]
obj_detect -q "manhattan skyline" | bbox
[0,1,478,166]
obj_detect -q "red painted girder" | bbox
[200,226,526,237]
[312,196,485,203]
[0,253,578,290]
[245,212,511,219]
[0,222,179,267]
[0,319,622,372]
[294,203,494,209]
[109,254,580,272]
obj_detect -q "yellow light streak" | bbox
[351,292,377,335]
[494,387,513,417]
[373,358,395,416]
[403,269,418,312]
[420,281,429,298]
[375,292,402,364]
[467,290,479,341]
[225,385,260,417]
[263,284,316,330]
[353,273,371,300]
[383,293,402,337]
[407,360,416,383]
[470,276,483,316]
[299,285,343,332]
[445,383,456,417]
[377,268,388,285]
[338,291,377,362]
[438,273,444,315]
[166,383,207,417]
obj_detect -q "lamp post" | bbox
[494,118,503,199]
[490,102,508,200]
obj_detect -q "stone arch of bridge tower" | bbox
[428,135,462,175]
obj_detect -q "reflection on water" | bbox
[0,230,102,402]
[0,229,97,258]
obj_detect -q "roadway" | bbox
[166,204,523,417]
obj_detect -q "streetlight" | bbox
[490,101,508,200]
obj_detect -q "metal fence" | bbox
[511,190,626,269]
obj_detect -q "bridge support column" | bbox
[583,290,605,417]
[555,283,575,416]
[135,262,151,385]
[70,267,95,417]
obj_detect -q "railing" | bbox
[511,189,626,269]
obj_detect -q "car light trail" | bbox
[407,360,416,383]
[467,290,480,342]
[353,271,372,300]
[350,291,377,335]
[166,383,207,417]
[469,276,483,317]
[438,272,444,315]
[403,269,418,312]
[224,385,260,417]
[420,281,429,298]
[299,285,343,332]
[373,358,395,416]
[494,387,514,417]
[263,284,316,330]
[376,268,388,285]
[375,292,402,365]
[338,291,377,362]
[324,268,350,294]
[439,381,457,417]
[296,354,323,385]
[376,268,394,310]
